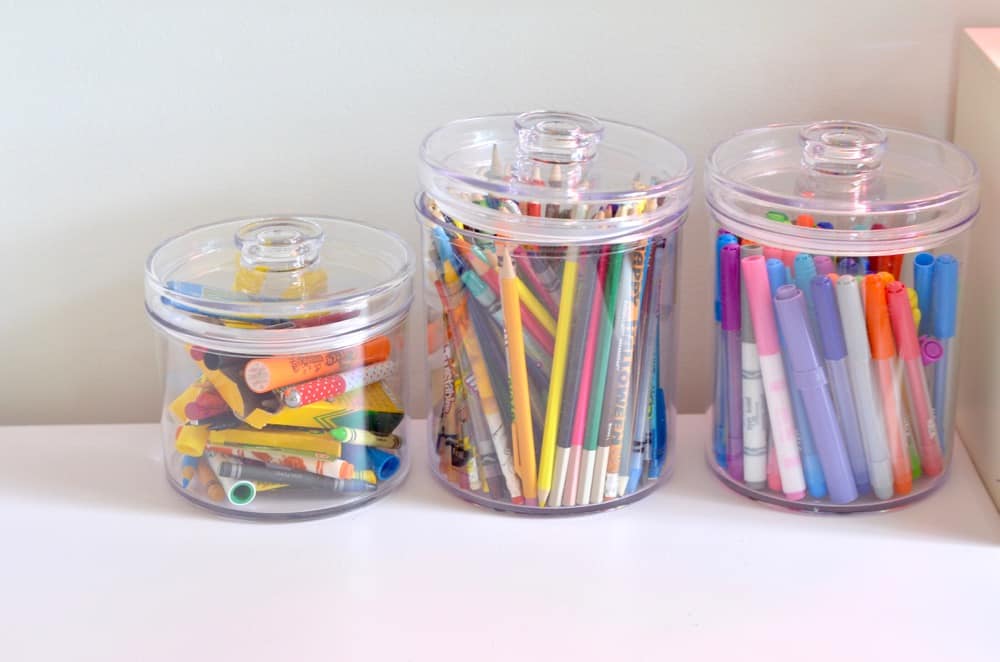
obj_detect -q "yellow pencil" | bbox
[498,242,538,505]
[537,247,578,507]
[515,280,557,335]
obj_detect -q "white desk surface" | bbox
[1,414,997,662]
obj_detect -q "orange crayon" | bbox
[196,457,225,502]
[244,336,391,393]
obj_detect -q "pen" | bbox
[811,275,871,494]
[864,274,912,495]
[887,280,944,476]
[739,244,768,489]
[720,244,743,480]
[741,255,806,499]
[931,254,959,450]
[767,258,827,499]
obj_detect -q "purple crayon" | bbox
[720,244,743,480]
[774,284,858,504]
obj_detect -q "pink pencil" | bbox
[562,249,610,506]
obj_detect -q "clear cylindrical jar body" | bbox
[420,200,683,513]
[705,121,978,512]
[156,320,408,519]
[146,215,413,520]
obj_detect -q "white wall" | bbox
[3,1,999,424]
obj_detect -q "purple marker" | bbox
[774,284,858,504]
[720,244,743,480]
[837,256,860,276]
[810,275,871,494]
[814,255,835,276]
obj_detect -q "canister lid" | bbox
[706,121,979,255]
[145,216,413,354]
[418,110,693,244]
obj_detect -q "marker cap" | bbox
[864,274,896,359]
[741,255,781,355]
[774,285,825,386]
[886,281,921,360]
[931,254,959,340]
[811,276,847,360]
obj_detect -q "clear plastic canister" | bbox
[145,216,413,519]
[705,121,979,512]
[417,110,693,513]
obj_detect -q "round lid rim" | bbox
[418,111,695,203]
[705,121,980,212]
[145,214,415,322]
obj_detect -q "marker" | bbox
[913,253,935,337]
[739,245,767,489]
[218,459,376,493]
[206,453,256,506]
[835,276,895,499]
[864,274,912,495]
[931,255,959,449]
[720,244,743,480]
[741,255,806,499]
[243,337,391,393]
[887,281,944,476]
[278,361,397,408]
[767,258,827,499]
[713,233,739,467]
[775,285,858,504]
[330,426,402,449]
[814,255,835,276]
[811,276,871,494]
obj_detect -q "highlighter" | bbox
[864,275,912,495]
[774,284,857,504]
[886,281,944,476]
[766,258,827,499]
[740,255,806,499]
[811,276,871,494]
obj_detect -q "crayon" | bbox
[180,454,199,488]
[197,456,226,502]
[205,444,355,479]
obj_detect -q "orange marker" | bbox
[864,275,912,494]
[243,337,391,393]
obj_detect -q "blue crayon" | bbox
[766,259,828,499]
[180,454,199,488]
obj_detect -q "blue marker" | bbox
[713,233,739,466]
[340,445,401,482]
[931,255,959,451]
[837,256,861,276]
[766,258,828,498]
[914,252,936,337]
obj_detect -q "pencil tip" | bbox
[537,490,549,508]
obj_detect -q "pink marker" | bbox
[562,250,610,506]
[887,282,944,476]
[741,255,806,499]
